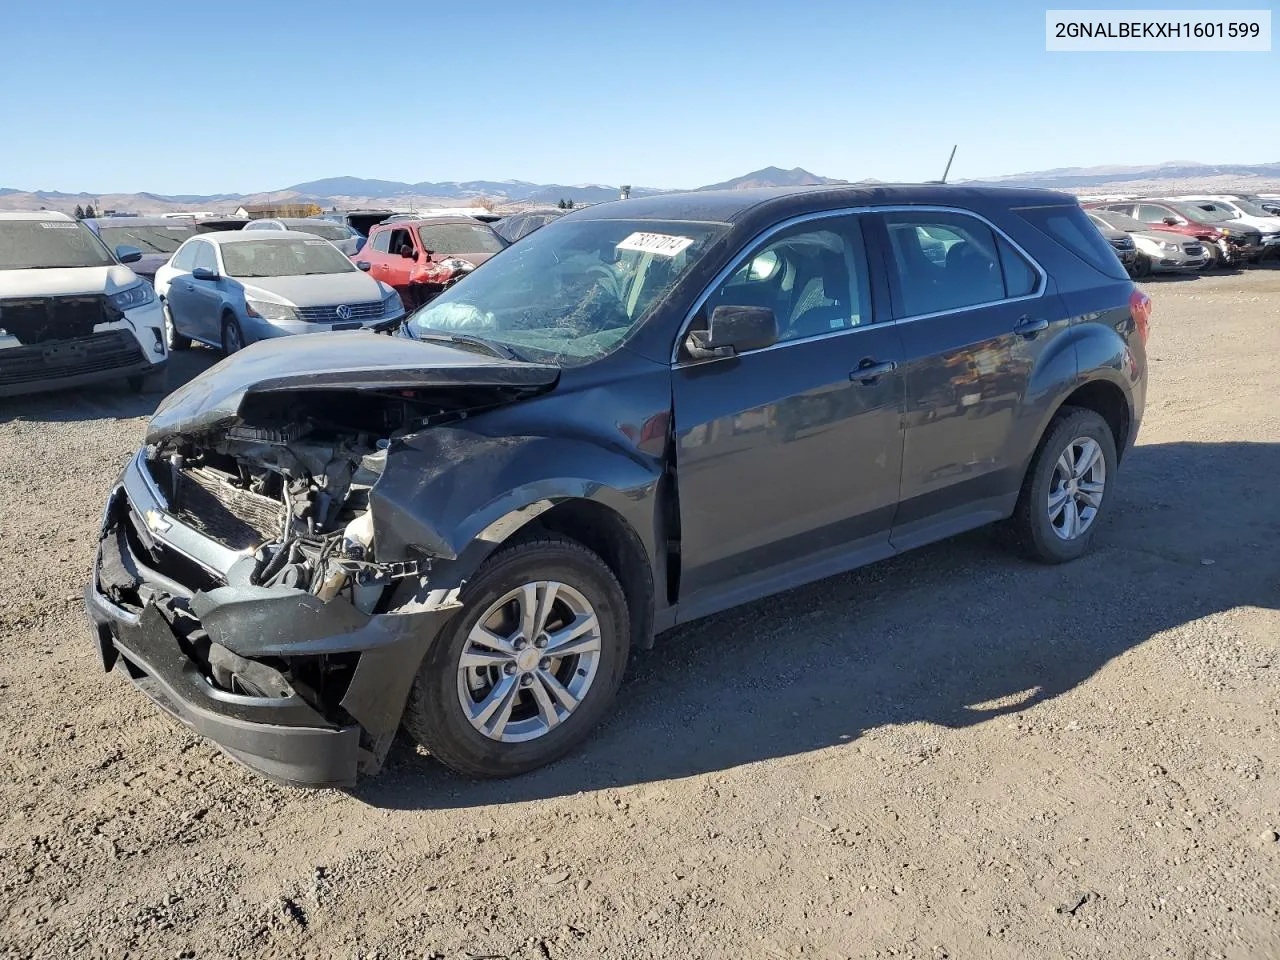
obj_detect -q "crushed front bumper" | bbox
[84,452,458,788]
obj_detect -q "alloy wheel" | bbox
[456,581,602,743]
[1047,436,1106,540]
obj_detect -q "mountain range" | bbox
[3,162,1278,216]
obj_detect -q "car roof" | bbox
[557,184,1076,224]
[198,229,323,244]
[86,216,197,227]
[374,217,495,229]
[0,210,75,222]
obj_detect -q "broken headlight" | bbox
[109,280,156,312]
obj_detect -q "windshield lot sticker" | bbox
[39,222,78,229]
[617,232,695,257]
[303,239,328,245]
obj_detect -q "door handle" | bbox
[850,358,897,384]
[1014,316,1049,338]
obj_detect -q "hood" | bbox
[145,330,560,442]
[239,270,383,307]
[1133,228,1190,245]
[1096,225,1128,242]
[0,264,142,299]
[131,254,168,281]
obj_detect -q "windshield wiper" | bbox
[407,328,521,360]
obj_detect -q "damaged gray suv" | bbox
[86,185,1150,787]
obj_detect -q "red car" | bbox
[1085,199,1262,268]
[355,217,507,310]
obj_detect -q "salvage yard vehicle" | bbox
[1173,195,1280,259]
[243,217,363,256]
[1086,209,1208,277]
[0,211,168,396]
[83,217,199,281]
[356,217,508,310]
[86,185,1149,787]
[493,209,564,243]
[153,231,404,354]
[1081,217,1138,274]
[1089,199,1261,268]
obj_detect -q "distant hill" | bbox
[964,160,1280,191]
[698,166,846,191]
[5,161,1279,216]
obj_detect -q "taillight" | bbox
[1129,288,1151,345]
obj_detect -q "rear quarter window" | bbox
[1018,205,1129,281]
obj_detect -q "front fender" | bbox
[370,426,663,577]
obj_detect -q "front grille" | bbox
[169,466,284,551]
[0,295,121,344]
[0,329,144,387]
[1109,237,1135,252]
[1183,242,1205,256]
[293,301,383,324]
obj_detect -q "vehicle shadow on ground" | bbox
[0,348,219,425]
[360,439,1280,810]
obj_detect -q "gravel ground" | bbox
[1,269,1277,960]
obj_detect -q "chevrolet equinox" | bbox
[86,185,1149,786]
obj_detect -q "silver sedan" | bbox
[153,231,404,354]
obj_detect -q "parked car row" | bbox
[1083,193,1280,276]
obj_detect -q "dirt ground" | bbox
[1,268,1277,960]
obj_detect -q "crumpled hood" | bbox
[145,331,559,443]
[0,264,142,298]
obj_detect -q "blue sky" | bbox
[1,0,1275,194]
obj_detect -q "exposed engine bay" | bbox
[142,385,523,617]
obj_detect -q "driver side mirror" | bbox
[115,244,143,264]
[686,305,778,360]
[192,266,220,281]
[1163,217,1181,226]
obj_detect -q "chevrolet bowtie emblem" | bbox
[144,509,172,534]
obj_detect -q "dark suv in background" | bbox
[86,185,1149,787]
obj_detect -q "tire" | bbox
[221,314,245,356]
[1131,254,1151,279]
[403,536,630,779]
[1201,244,1222,271]
[127,367,169,394]
[1005,407,1118,564]
[163,302,191,351]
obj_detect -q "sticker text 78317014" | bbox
[616,232,695,257]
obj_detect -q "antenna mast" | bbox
[940,145,957,184]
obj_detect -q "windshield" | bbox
[407,218,727,366]
[1232,199,1273,218]
[99,224,197,254]
[417,223,506,255]
[0,219,116,270]
[1091,210,1147,232]
[1173,202,1233,224]
[290,221,349,240]
[220,238,358,278]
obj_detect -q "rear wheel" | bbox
[163,301,191,350]
[1006,408,1117,564]
[221,314,245,355]
[402,537,630,779]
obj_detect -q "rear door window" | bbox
[881,211,1007,317]
[370,230,391,254]
[1017,204,1130,280]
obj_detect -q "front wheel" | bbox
[221,315,245,355]
[163,302,191,350]
[1006,408,1117,564]
[402,537,631,778]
